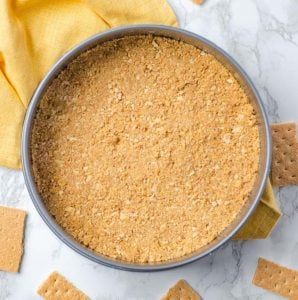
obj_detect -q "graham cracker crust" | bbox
[31,35,259,263]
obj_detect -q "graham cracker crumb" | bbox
[31,35,260,263]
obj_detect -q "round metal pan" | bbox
[22,25,272,271]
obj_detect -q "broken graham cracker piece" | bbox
[161,280,201,300]
[271,122,298,186]
[0,205,26,272]
[193,0,204,4]
[253,257,298,299]
[38,271,89,300]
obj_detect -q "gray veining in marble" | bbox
[1,0,298,299]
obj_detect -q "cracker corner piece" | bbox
[271,122,298,186]
[193,0,204,4]
[38,271,89,300]
[253,257,298,299]
[161,279,201,300]
[0,206,26,273]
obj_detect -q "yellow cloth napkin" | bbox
[234,180,281,239]
[0,0,280,239]
[0,0,177,169]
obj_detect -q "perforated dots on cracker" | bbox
[0,206,26,273]
[161,279,201,300]
[253,257,298,299]
[271,122,298,186]
[38,271,89,300]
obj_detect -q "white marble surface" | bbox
[1,0,298,299]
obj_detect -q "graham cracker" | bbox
[161,280,201,300]
[193,0,204,4]
[253,257,298,299]
[37,271,89,300]
[0,205,26,273]
[271,122,298,186]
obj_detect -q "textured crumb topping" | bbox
[31,35,260,263]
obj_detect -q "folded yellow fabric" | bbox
[0,0,280,239]
[234,180,281,239]
[0,0,177,169]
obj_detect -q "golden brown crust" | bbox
[31,35,259,263]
